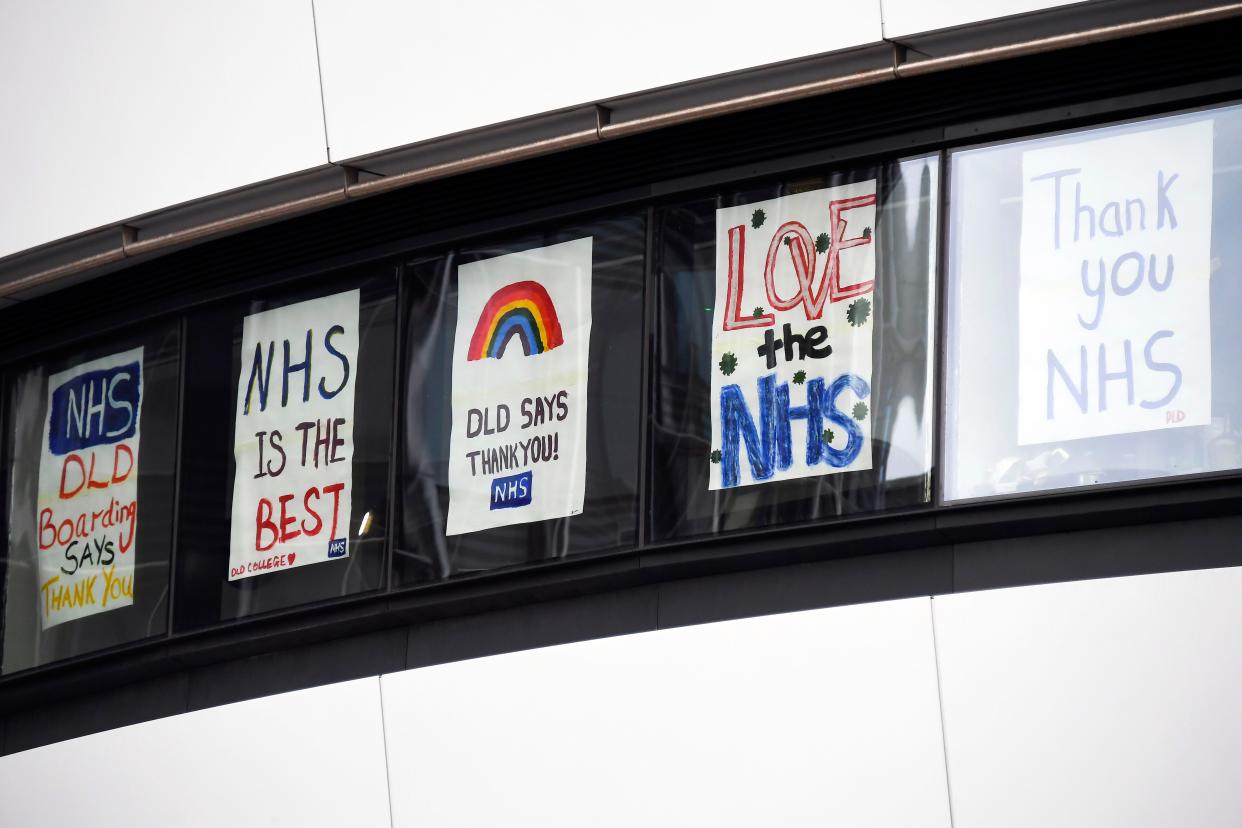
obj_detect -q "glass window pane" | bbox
[3,324,179,673]
[945,105,1242,501]
[650,156,938,541]
[396,213,645,585]
[173,266,395,629]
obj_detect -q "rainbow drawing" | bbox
[467,280,565,361]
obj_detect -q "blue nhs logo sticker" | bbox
[327,538,347,558]
[490,470,533,510]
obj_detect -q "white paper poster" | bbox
[36,347,143,628]
[229,290,359,580]
[709,182,877,490]
[447,237,592,535]
[1018,120,1214,445]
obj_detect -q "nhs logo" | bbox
[327,538,347,558]
[490,470,533,510]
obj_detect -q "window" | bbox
[944,105,1242,501]
[649,156,938,541]
[396,213,645,584]
[2,324,179,673]
[173,266,396,628]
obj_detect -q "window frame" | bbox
[937,96,1242,508]
[0,315,184,673]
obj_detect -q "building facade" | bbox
[2,2,1242,825]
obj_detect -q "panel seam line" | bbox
[309,0,333,162]
[378,678,397,828]
[930,597,957,828]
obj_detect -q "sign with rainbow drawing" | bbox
[447,237,592,535]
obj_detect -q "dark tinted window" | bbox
[396,213,645,584]
[649,156,938,541]
[174,266,396,629]
[3,324,179,673]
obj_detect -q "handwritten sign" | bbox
[709,182,877,489]
[1018,120,1214,444]
[447,238,591,535]
[36,348,143,628]
[229,290,359,579]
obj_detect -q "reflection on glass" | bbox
[649,156,938,541]
[945,104,1242,501]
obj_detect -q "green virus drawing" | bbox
[823,428,835,444]
[783,236,793,247]
[751,209,766,229]
[852,401,869,422]
[815,232,830,254]
[710,449,722,464]
[862,226,872,240]
[719,352,738,376]
[752,306,766,318]
[847,297,872,327]
[792,370,807,385]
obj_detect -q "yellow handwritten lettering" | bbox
[39,575,60,618]
[100,566,131,607]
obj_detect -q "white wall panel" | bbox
[0,0,328,259]
[0,677,391,828]
[314,0,884,162]
[935,566,1242,828]
[382,598,951,828]
[881,0,1084,39]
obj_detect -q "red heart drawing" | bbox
[287,552,297,566]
